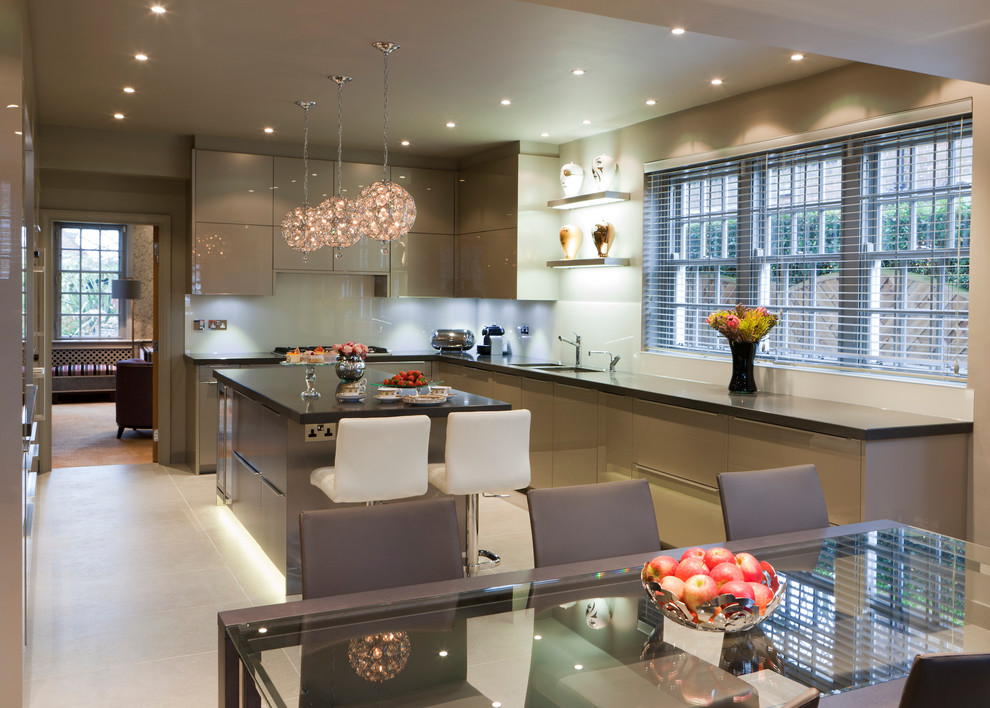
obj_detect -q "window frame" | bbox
[54,221,128,341]
[643,115,972,382]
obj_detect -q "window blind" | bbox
[643,116,972,380]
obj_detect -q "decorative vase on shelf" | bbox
[559,225,583,259]
[592,222,615,257]
[727,341,757,394]
[335,355,366,382]
[591,155,617,191]
[560,162,584,197]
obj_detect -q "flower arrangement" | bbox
[331,341,370,359]
[707,304,779,344]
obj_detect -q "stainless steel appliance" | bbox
[430,329,476,351]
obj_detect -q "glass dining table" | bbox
[219,520,990,707]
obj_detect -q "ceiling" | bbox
[27,0,986,161]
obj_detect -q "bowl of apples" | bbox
[642,546,785,633]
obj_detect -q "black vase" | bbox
[728,341,757,393]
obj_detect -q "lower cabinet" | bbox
[259,478,287,573]
[521,377,553,489]
[634,464,725,548]
[231,453,262,536]
[552,384,598,487]
[438,362,492,397]
[598,392,632,485]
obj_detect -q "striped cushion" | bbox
[52,363,117,377]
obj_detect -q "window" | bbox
[55,222,126,339]
[644,116,972,380]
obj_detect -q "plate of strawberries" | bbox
[642,546,785,632]
[381,370,430,389]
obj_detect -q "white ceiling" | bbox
[27,0,985,161]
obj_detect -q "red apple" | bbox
[748,582,774,612]
[709,561,744,588]
[719,580,756,602]
[734,552,764,583]
[660,575,686,600]
[680,547,707,563]
[703,547,735,571]
[675,557,709,582]
[644,555,679,583]
[682,574,719,612]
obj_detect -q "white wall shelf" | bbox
[547,190,631,210]
[546,257,630,269]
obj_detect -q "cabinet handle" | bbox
[206,380,218,385]
[260,475,286,498]
[635,464,718,493]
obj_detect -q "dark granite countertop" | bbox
[197,349,971,440]
[213,364,510,424]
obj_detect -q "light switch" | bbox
[192,320,205,331]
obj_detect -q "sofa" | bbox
[51,344,153,400]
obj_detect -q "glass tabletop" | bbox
[226,526,990,707]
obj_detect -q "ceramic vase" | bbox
[592,222,615,257]
[591,155,617,191]
[560,162,584,197]
[727,341,757,393]
[334,355,366,382]
[559,225,583,259]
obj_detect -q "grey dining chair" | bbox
[780,687,820,708]
[717,464,829,541]
[527,478,662,568]
[298,497,464,599]
[898,652,990,708]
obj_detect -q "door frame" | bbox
[39,209,173,471]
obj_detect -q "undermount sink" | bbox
[535,365,602,373]
[511,362,563,368]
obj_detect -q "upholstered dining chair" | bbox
[897,652,990,708]
[717,464,829,541]
[780,687,820,708]
[298,497,464,599]
[310,415,431,504]
[527,478,662,568]
[114,358,153,438]
[429,409,531,575]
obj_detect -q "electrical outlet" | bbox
[304,423,336,442]
[518,323,530,336]
[192,320,205,331]
[208,319,227,330]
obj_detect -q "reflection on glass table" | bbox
[224,525,986,708]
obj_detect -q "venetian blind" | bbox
[643,115,972,380]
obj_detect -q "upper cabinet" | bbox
[390,167,455,235]
[194,151,273,226]
[272,156,336,272]
[456,152,559,300]
[389,167,455,297]
[334,162,389,274]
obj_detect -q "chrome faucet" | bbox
[588,350,621,372]
[558,334,581,366]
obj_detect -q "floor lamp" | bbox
[111,278,142,358]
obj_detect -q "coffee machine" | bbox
[477,324,505,357]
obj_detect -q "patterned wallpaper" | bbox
[131,224,154,343]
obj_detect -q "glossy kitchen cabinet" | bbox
[194,150,273,226]
[455,228,516,299]
[520,377,553,489]
[272,156,336,272]
[390,232,454,297]
[457,154,518,234]
[552,383,598,487]
[391,166,455,235]
[334,162,390,274]
[598,392,633,485]
[192,223,273,295]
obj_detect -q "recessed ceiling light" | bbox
[571,68,585,76]
[400,140,410,146]
[540,132,550,138]
[791,53,805,61]
[6,104,19,109]
[582,119,592,125]
[113,113,125,120]
[123,87,135,94]
[151,4,166,13]
[710,78,723,86]
[445,121,456,128]
[263,127,274,134]
[135,53,148,61]
[500,99,511,106]
[645,99,657,106]
[670,27,686,35]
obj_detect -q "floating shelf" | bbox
[547,190,631,210]
[546,257,631,269]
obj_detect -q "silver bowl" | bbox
[643,564,786,633]
[430,329,476,351]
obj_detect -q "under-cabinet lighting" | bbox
[547,190,631,210]
[547,257,630,269]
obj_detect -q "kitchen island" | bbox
[213,365,511,594]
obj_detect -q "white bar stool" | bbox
[428,409,531,575]
[310,415,431,504]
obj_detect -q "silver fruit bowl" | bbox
[643,563,786,633]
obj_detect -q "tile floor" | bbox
[24,463,534,707]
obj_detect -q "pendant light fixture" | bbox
[355,41,416,253]
[281,100,327,261]
[316,76,364,255]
